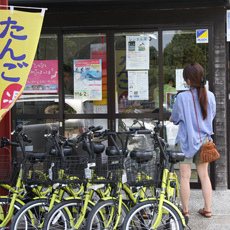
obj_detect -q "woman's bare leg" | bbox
[196,163,212,212]
[179,163,191,214]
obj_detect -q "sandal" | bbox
[183,211,189,216]
[182,211,189,225]
[198,208,212,218]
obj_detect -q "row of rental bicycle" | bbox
[0,120,190,230]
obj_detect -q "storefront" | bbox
[8,0,229,189]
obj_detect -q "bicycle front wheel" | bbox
[10,198,51,230]
[122,200,184,230]
[0,197,23,229]
[86,199,129,229]
[42,199,94,230]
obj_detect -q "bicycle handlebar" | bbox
[0,137,19,147]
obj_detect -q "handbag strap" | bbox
[190,90,202,143]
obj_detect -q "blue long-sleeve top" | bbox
[171,88,216,158]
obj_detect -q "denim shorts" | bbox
[174,136,209,164]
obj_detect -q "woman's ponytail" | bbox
[183,63,208,120]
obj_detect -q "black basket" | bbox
[50,155,88,184]
[22,155,52,186]
[90,154,124,184]
[125,151,160,187]
[0,154,19,185]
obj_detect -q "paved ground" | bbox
[186,189,230,229]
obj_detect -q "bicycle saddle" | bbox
[130,150,153,163]
[169,151,185,163]
[83,142,105,155]
[49,146,72,156]
[26,152,47,163]
[106,146,128,156]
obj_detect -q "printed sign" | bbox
[196,29,208,43]
[128,71,149,100]
[73,59,102,100]
[24,60,58,93]
[0,9,45,121]
[126,35,149,70]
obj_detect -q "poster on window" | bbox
[128,71,148,100]
[24,60,58,93]
[175,69,189,91]
[126,36,149,70]
[73,59,102,100]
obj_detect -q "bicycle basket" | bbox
[22,153,52,186]
[90,154,124,184]
[50,155,88,184]
[0,153,18,185]
[125,150,160,187]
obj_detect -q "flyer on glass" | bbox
[126,35,149,70]
[73,59,102,100]
[128,71,149,100]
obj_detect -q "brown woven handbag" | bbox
[200,140,220,163]
[190,90,220,163]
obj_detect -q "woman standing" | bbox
[170,63,216,218]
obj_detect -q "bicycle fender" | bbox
[63,196,95,206]
[0,196,25,206]
[137,198,186,227]
[33,196,48,200]
[95,197,129,210]
[161,199,187,227]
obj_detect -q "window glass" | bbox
[163,30,209,183]
[63,33,107,114]
[115,32,158,114]
[16,119,56,153]
[163,30,209,113]
[65,118,108,140]
[16,34,59,115]
[116,118,155,151]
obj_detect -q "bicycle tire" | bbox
[42,198,95,230]
[122,200,184,230]
[0,197,24,229]
[10,198,51,230]
[86,198,129,229]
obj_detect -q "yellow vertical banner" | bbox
[0,8,45,121]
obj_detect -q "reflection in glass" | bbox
[64,119,108,140]
[116,118,155,152]
[115,32,158,114]
[16,34,59,115]
[162,30,209,113]
[63,34,107,114]
[16,119,58,152]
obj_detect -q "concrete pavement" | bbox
[186,189,230,229]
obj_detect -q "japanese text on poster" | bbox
[128,71,149,100]
[126,35,149,70]
[24,60,58,93]
[73,59,102,100]
[0,9,45,121]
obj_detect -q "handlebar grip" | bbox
[129,127,140,131]
[26,137,32,143]
[15,124,23,132]
[93,132,101,137]
[8,140,19,147]
[91,126,103,132]
[51,127,58,136]
[65,141,75,147]
[136,129,152,134]
[1,138,19,147]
